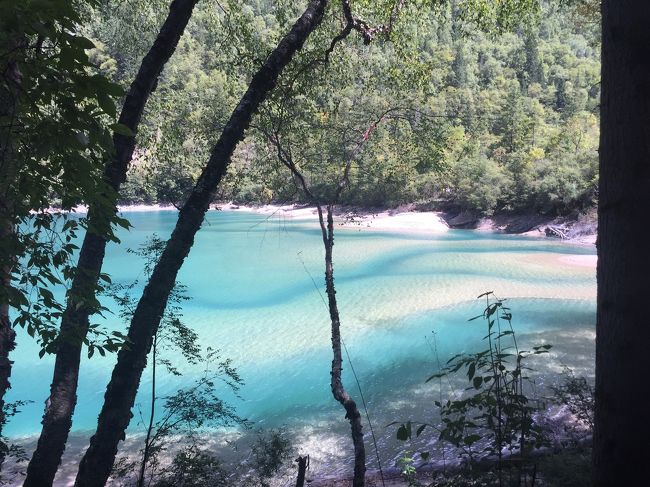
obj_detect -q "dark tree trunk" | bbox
[0,190,17,473]
[73,3,328,486]
[295,455,308,487]
[23,2,199,485]
[594,2,650,486]
[0,38,21,468]
[318,205,366,487]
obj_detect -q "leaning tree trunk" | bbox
[73,2,328,486]
[318,205,366,487]
[23,2,199,485]
[594,2,650,486]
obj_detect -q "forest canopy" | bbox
[88,0,600,216]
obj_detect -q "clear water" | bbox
[6,210,596,475]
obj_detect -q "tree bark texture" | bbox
[318,205,366,487]
[73,2,328,486]
[594,2,650,486]
[0,36,21,468]
[0,218,15,470]
[23,2,199,485]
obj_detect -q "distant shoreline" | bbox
[46,201,597,254]
[48,202,452,234]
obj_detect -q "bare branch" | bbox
[343,0,409,44]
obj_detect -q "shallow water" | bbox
[6,211,596,478]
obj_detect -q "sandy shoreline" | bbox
[218,202,451,234]
[53,202,452,233]
[43,202,596,267]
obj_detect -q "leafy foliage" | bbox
[248,428,294,487]
[153,445,228,487]
[1,0,131,354]
[0,399,32,480]
[395,293,552,485]
[106,236,245,486]
[142,358,246,462]
[0,0,123,212]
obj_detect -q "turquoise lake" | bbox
[7,210,596,476]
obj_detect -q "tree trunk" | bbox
[0,219,16,469]
[318,205,366,487]
[295,455,308,487]
[594,2,650,486]
[23,2,199,485]
[264,109,372,487]
[0,37,21,468]
[0,167,17,473]
[73,3,328,486]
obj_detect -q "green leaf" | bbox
[110,123,135,136]
[425,372,445,382]
[397,424,410,441]
[463,434,482,446]
[97,93,116,118]
[467,362,476,380]
[446,353,462,364]
[103,81,126,97]
[71,36,96,49]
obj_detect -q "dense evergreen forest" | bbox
[2,0,649,486]
[91,1,600,216]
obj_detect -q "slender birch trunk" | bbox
[318,204,366,487]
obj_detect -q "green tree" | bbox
[523,28,545,87]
